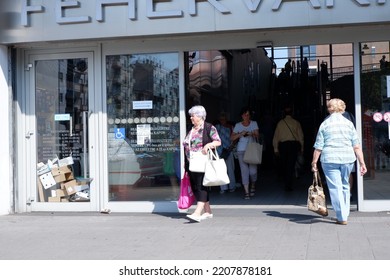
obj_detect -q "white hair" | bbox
[188,105,207,120]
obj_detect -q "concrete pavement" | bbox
[1,170,390,260]
[1,205,390,260]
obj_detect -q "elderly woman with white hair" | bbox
[183,105,221,222]
[311,98,367,225]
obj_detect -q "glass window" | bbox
[106,53,180,201]
[35,58,90,202]
[187,50,228,113]
[296,45,316,61]
[360,41,390,200]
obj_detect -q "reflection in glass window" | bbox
[106,53,180,202]
[360,41,390,200]
[187,50,228,109]
[35,58,89,203]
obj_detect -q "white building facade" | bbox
[1,0,390,214]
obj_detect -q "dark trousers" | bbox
[278,141,300,189]
[188,171,209,202]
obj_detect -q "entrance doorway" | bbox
[24,52,98,212]
[184,44,357,203]
[186,42,390,211]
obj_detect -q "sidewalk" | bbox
[1,171,390,260]
[1,206,390,260]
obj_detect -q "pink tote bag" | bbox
[178,172,195,209]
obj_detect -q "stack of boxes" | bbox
[37,157,91,202]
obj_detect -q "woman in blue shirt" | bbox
[311,99,367,225]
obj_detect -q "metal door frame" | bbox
[19,49,101,212]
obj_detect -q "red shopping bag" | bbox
[178,172,195,209]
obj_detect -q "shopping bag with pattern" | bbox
[307,171,328,216]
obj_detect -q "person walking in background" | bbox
[215,112,236,194]
[284,59,292,78]
[380,55,387,70]
[272,106,304,191]
[311,98,367,225]
[183,105,221,222]
[301,57,309,84]
[277,68,288,95]
[231,107,259,200]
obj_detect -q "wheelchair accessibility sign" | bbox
[115,128,125,139]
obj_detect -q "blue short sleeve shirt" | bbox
[313,113,360,164]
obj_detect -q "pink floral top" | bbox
[183,123,220,159]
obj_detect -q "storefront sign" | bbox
[21,0,388,26]
[0,0,386,44]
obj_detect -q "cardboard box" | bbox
[39,172,57,189]
[60,179,78,188]
[56,189,67,198]
[48,196,61,202]
[54,172,74,183]
[64,184,89,196]
[51,165,72,176]
[60,180,88,195]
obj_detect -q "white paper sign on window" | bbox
[137,124,151,145]
[133,100,153,110]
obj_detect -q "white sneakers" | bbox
[186,212,213,222]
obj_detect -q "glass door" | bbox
[27,52,98,211]
[359,41,390,211]
[103,52,182,212]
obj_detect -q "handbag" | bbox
[178,172,195,209]
[189,151,208,172]
[220,148,231,159]
[202,148,230,186]
[307,171,329,216]
[243,138,263,164]
[220,138,238,159]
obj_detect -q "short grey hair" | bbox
[188,105,207,120]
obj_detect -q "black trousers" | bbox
[188,171,209,202]
[278,141,300,189]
